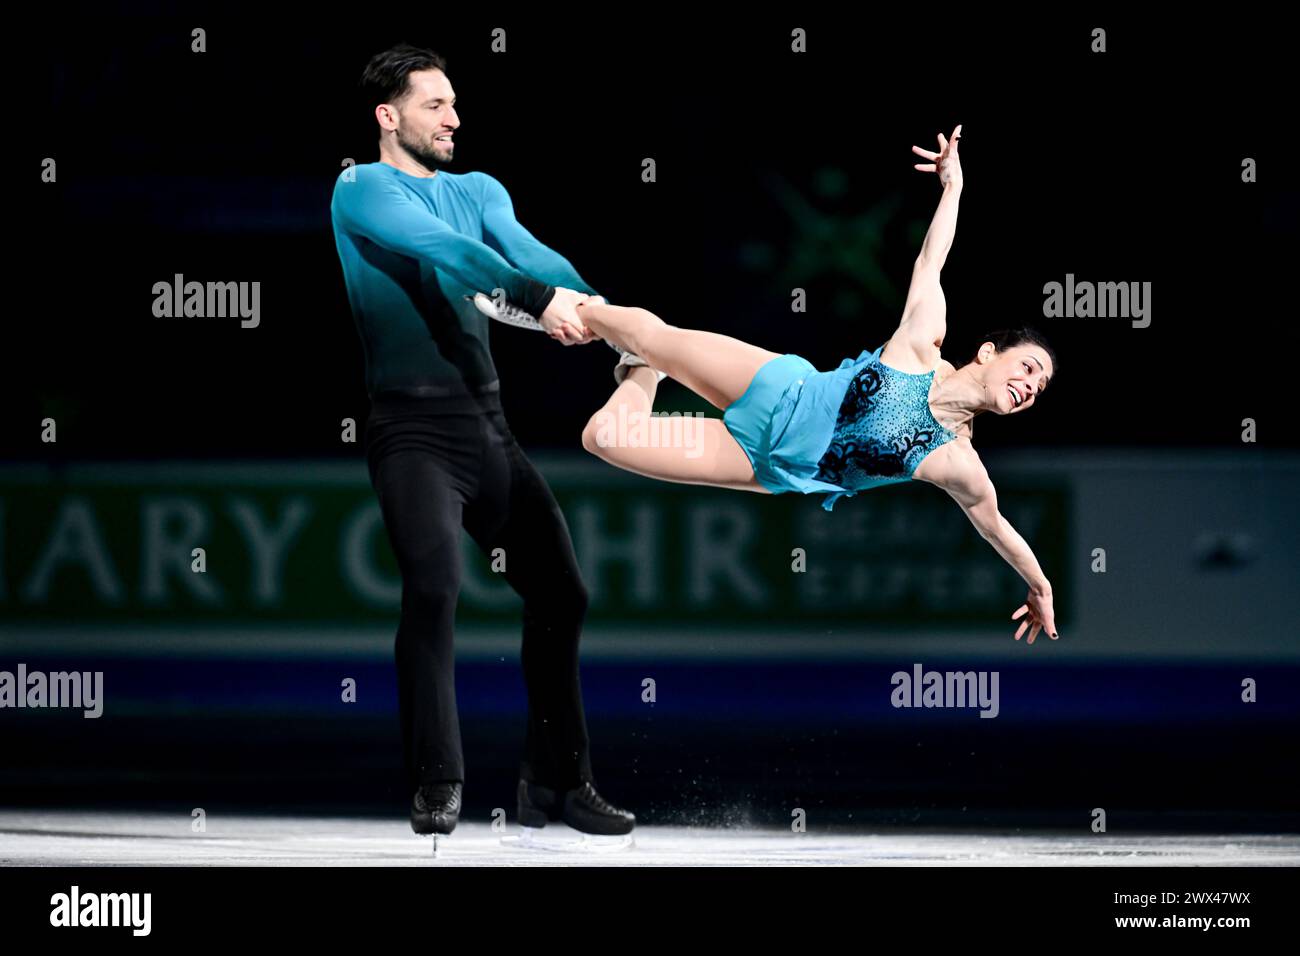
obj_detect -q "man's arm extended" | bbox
[331,169,555,316]
[478,172,606,301]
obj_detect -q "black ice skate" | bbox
[411,781,462,837]
[503,779,636,852]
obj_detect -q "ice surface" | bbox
[2,810,1297,866]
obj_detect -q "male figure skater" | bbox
[330,43,634,837]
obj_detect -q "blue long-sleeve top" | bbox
[331,162,602,395]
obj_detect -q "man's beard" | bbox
[398,129,453,171]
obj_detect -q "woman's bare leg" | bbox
[580,366,772,493]
[575,302,781,410]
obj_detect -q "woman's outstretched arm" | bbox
[895,124,964,355]
[911,123,964,268]
[932,443,1060,644]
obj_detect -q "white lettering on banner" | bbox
[20,497,126,605]
[140,496,222,605]
[227,497,313,607]
[686,503,767,606]
[571,503,661,606]
[340,503,400,607]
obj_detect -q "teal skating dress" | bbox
[721,345,960,511]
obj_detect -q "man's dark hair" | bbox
[359,43,448,111]
[963,326,1059,382]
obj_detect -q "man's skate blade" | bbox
[500,826,635,853]
[414,831,452,857]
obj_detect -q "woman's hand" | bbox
[570,295,606,343]
[540,288,595,345]
[912,124,962,188]
[1011,586,1058,645]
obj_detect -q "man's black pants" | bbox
[364,385,593,793]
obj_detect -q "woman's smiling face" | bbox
[982,344,1053,414]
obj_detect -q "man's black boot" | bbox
[517,779,635,835]
[411,781,462,835]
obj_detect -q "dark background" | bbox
[11,10,1299,457]
[4,10,1298,830]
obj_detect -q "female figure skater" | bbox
[575,125,1061,644]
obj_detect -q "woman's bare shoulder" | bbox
[881,330,942,373]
